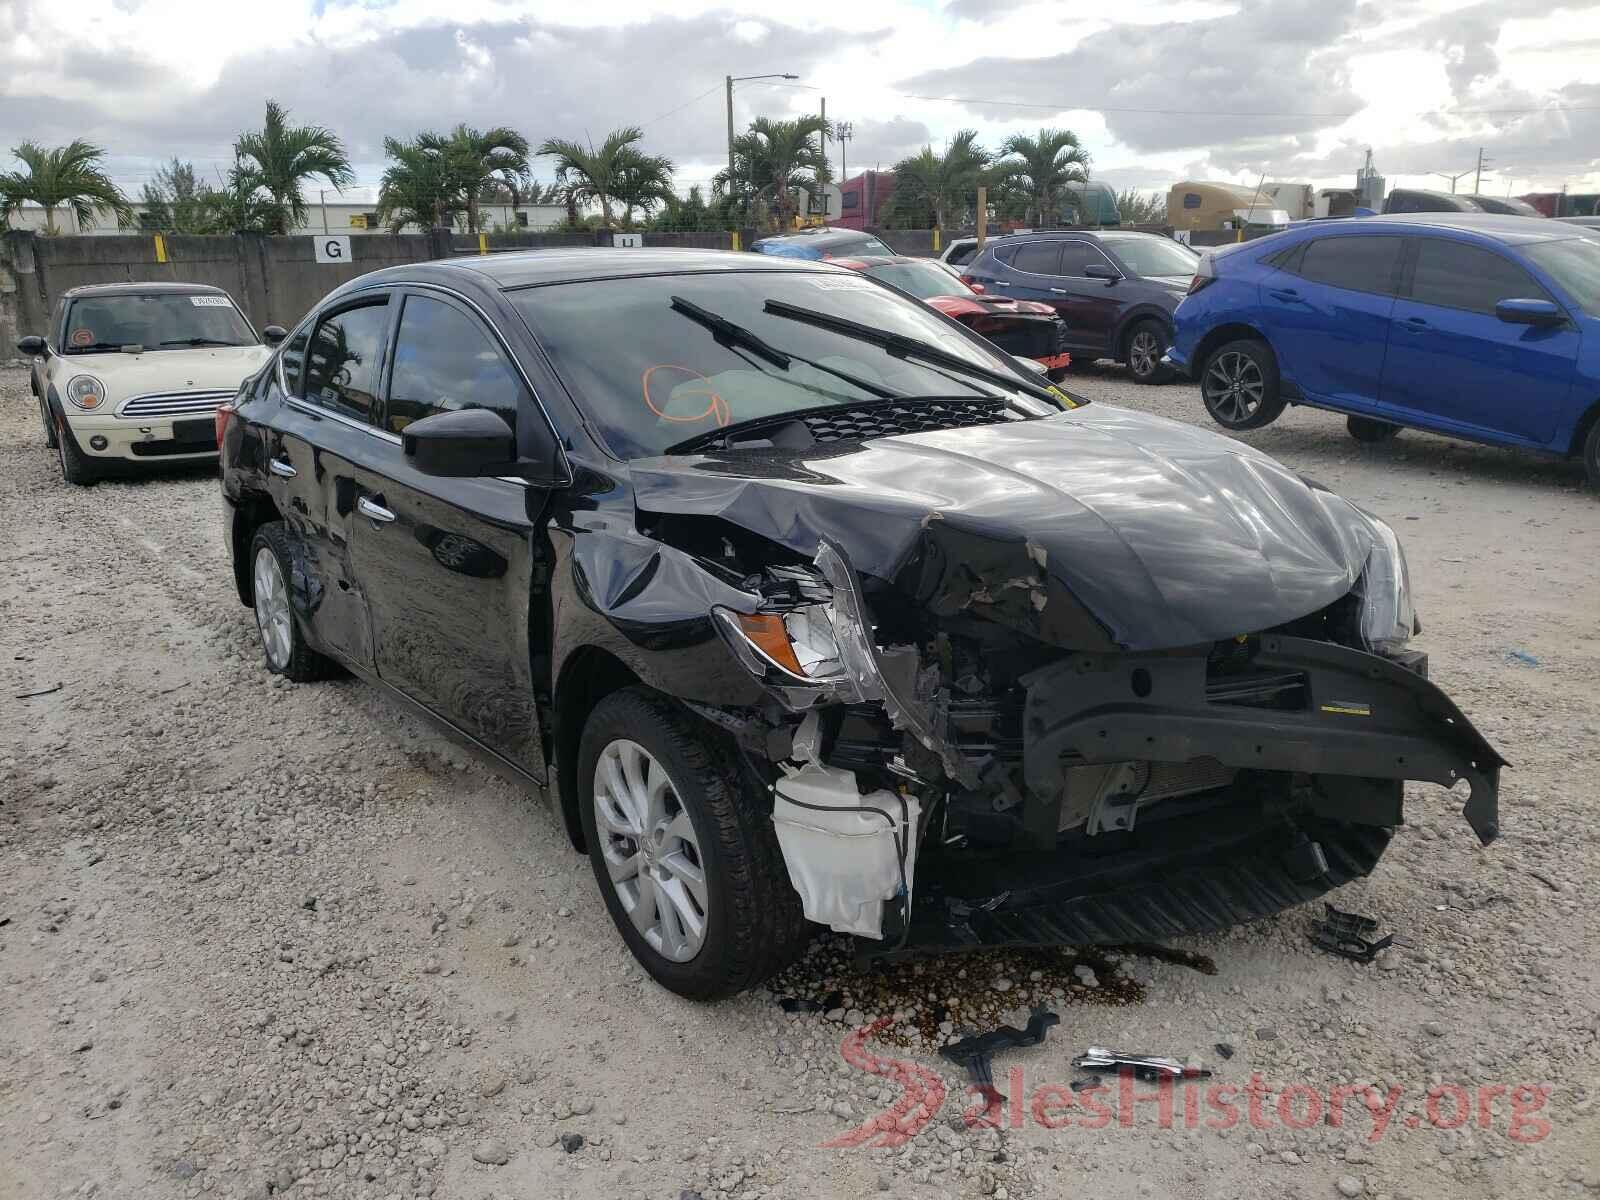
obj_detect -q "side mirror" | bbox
[262,325,288,345]
[17,335,47,357]
[402,406,564,484]
[1495,298,1564,327]
[1083,263,1120,283]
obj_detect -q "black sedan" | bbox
[219,248,1503,999]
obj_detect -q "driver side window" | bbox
[383,295,522,435]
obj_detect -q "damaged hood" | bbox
[629,404,1378,651]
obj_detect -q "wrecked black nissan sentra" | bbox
[218,248,1505,999]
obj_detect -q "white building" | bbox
[5,200,567,236]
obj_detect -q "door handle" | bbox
[1048,287,1069,294]
[357,496,396,524]
[1268,288,1302,302]
[1400,316,1429,331]
[268,457,296,478]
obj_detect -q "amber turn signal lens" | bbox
[731,612,806,676]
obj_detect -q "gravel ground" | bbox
[2,361,1597,1200]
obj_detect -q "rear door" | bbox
[266,294,394,668]
[1380,236,1579,445]
[351,288,549,777]
[1263,233,1403,412]
[996,239,1063,309]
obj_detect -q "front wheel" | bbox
[1347,416,1401,443]
[41,398,59,449]
[1583,419,1600,491]
[56,421,99,485]
[1201,339,1286,430]
[577,687,807,1000]
[1124,319,1172,384]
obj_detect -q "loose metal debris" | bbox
[1070,1048,1212,1082]
[1308,903,1397,963]
[939,1007,1061,1104]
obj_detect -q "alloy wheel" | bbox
[252,546,293,670]
[1129,330,1161,378]
[1204,351,1266,424]
[592,738,708,962]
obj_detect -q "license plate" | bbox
[172,417,215,445]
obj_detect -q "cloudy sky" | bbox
[2,0,1598,206]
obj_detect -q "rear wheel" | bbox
[1583,419,1600,491]
[56,420,99,485]
[249,522,338,682]
[577,686,807,999]
[1124,319,1172,384]
[1347,416,1402,444]
[1201,339,1286,431]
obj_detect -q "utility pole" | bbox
[724,72,799,222]
[1474,147,1491,196]
[837,121,852,183]
[320,190,328,233]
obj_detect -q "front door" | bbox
[1264,233,1403,413]
[266,297,395,668]
[1380,236,1579,445]
[351,289,549,778]
[1047,239,1125,356]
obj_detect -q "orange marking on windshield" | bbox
[642,364,731,427]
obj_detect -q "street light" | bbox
[726,72,799,222]
[1431,169,1472,194]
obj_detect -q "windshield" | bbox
[863,260,971,300]
[1102,236,1200,278]
[1523,237,1600,315]
[510,270,1030,459]
[61,293,255,353]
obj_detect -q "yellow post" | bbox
[478,232,488,255]
[975,187,987,251]
[731,230,741,252]
[153,234,167,264]
[933,227,942,253]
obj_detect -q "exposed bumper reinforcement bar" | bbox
[1021,634,1505,845]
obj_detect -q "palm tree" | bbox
[994,128,1091,227]
[0,140,132,233]
[230,100,354,234]
[714,116,829,232]
[538,127,657,229]
[203,177,284,234]
[891,130,990,231]
[612,146,675,227]
[376,136,460,232]
[419,124,531,233]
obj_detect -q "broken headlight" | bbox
[1355,516,1416,654]
[712,605,847,685]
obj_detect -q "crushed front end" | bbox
[707,534,1504,959]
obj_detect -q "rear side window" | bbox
[279,325,310,394]
[947,243,978,266]
[1011,242,1062,275]
[384,295,522,435]
[1408,238,1551,315]
[1295,236,1402,295]
[301,301,390,423]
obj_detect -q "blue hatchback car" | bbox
[1167,214,1600,487]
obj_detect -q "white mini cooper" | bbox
[18,282,284,485]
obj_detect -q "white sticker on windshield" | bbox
[808,275,876,291]
[190,295,233,307]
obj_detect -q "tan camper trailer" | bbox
[1167,181,1291,231]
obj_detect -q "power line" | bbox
[639,83,725,128]
[895,91,1600,119]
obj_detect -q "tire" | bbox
[41,397,59,449]
[1583,418,1600,491]
[248,522,338,682]
[577,686,807,1000]
[1347,415,1402,444]
[1200,338,1286,431]
[55,418,99,485]
[1124,319,1172,384]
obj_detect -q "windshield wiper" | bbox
[668,295,899,399]
[159,337,241,347]
[763,299,1063,404]
[66,341,131,353]
[664,395,1007,456]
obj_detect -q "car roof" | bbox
[61,281,229,299]
[335,247,851,294]
[752,227,876,246]
[839,255,934,268]
[1325,213,1579,245]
